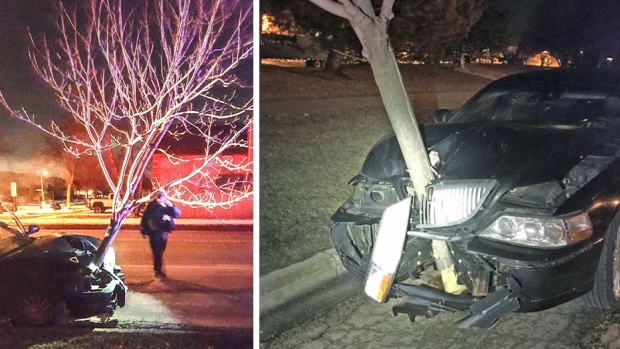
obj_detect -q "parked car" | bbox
[0,207,127,325]
[87,194,115,213]
[42,200,61,210]
[330,69,620,328]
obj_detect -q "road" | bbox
[37,227,253,330]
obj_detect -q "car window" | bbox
[451,81,620,129]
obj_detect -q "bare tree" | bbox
[308,0,464,293]
[0,0,253,266]
[309,0,432,199]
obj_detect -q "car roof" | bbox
[495,69,620,87]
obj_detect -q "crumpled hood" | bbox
[360,122,620,188]
[4,234,101,267]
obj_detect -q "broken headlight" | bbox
[479,212,592,248]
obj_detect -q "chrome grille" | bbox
[419,179,497,228]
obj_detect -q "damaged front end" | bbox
[330,127,620,328]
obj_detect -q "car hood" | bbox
[360,122,620,189]
[2,233,101,267]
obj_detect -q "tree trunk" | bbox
[94,219,121,267]
[65,183,72,209]
[325,50,342,71]
[308,0,460,294]
[358,29,433,202]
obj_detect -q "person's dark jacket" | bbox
[140,201,181,236]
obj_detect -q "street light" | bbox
[40,170,48,205]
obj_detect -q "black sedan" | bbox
[330,69,620,328]
[0,210,126,326]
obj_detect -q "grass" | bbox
[260,63,493,102]
[259,62,540,275]
[260,108,392,275]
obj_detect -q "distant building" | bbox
[151,125,253,220]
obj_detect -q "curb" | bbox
[35,223,253,231]
[259,248,347,314]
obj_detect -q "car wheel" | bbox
[579,118,609,129]
[94,206,102,213]
[583,215,620,310]
[11,293,54,326]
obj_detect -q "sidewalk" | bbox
[1,207,253,231]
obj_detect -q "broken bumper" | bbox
[392,237,602,328]
[331,209,602,328]
[65,269,128,318]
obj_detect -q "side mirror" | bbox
[434,109,452,123]
[27,225,40,236]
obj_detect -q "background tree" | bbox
[582,2,620,68]
[266,0,487,67]
[0,0,253,266]
[388,0,487,64]
[519,0,620,68]
[451,2,509,69]
[262,0,361,71]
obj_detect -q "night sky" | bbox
[0,0,62,175]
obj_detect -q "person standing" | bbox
[140,192,181,279]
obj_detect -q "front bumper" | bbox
[331,211,603,327]
[65,269,128,318]
[392,238,601,328]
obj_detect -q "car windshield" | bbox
[450,81,620,129]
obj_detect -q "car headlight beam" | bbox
[102,247,116,273]
[479,212,592,248]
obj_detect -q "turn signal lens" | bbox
[365,263,394,302]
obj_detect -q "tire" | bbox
[94,205,103,213]
[313,60,322,68]
[583,214,620,310]
[11,293,54,326]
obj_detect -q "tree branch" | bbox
[0,0,253,266]
[308,0,349,19]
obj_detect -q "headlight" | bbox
[479,212,592,248]
[102,247,116,273]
